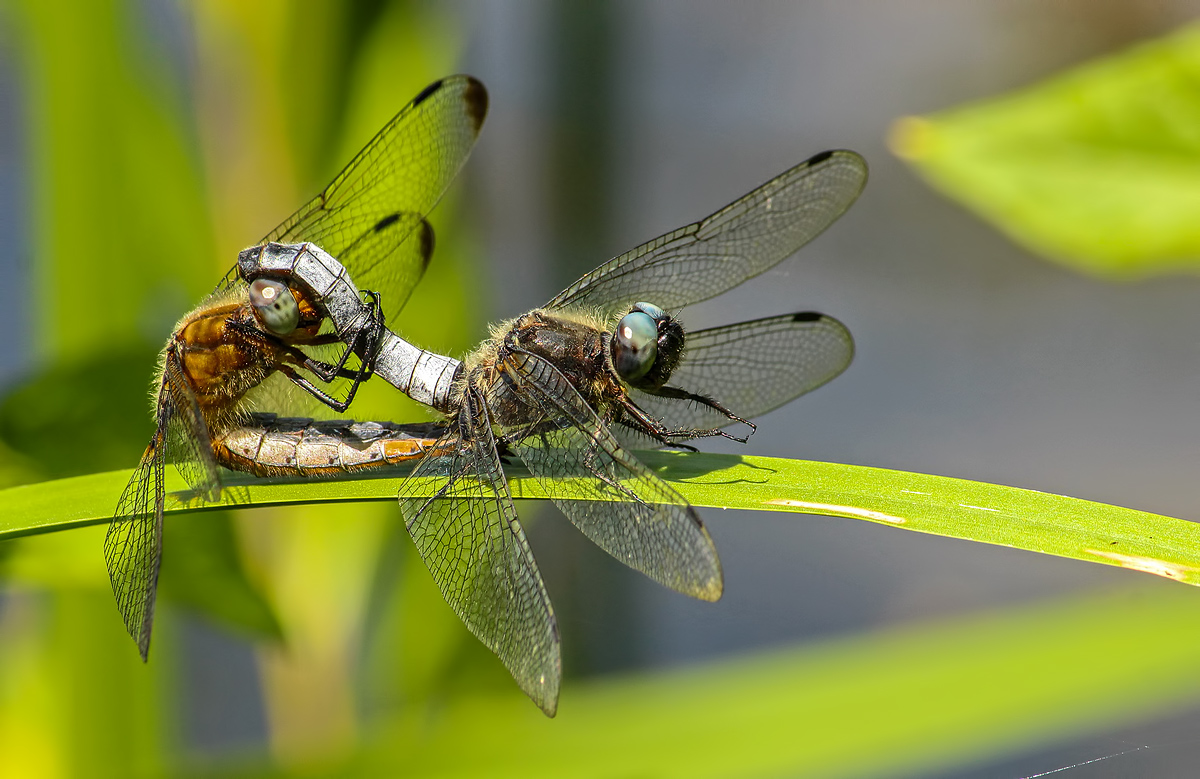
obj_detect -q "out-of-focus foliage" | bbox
[0,349,160,481]
[353,586,1200,779]
[0,0,483,774]
[891,22,1200,278]
[144,586,1200,778]
[4,2,1200,777]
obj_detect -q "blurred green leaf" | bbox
[178,586,1200,778]
[0,516,280,642]
[159,512,283,642]
[5,453,1200,589]
[378,587,1200,779]
[0,348,159,480]
[891,22,1200,277]
[12,0,215,361]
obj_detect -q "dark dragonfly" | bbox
[389,150,866,716]
[234,144,867,715]
[106,76,487,659]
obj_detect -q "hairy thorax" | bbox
[166,301,280,428]
[463,308,628,425]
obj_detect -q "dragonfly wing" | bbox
[627,312,854,439]
[106,354,222,659]
[107,431,164,661]
[495,350,723,602]
[397,388,560,716]
[547,150,866,316]
[221,75,488,319]
[162,352,222,499]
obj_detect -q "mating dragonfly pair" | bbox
[107,75,867,716]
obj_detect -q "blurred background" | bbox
[3,1,1200,776]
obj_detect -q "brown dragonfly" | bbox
[107,76,487,660]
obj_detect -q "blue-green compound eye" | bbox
[249,278,300,335]
[611,309,658,382]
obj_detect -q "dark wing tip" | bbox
[412,78,445,107]
[815,148,869,181]
[791,311,823,322]
[412,75,487,134]
[462,76,489,133]
[372,212,401,233]
[807,148,867,166]
[417,219,435,271]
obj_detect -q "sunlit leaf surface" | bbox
[891,23,1200,277]
[5,453,1200,589]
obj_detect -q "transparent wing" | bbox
[243,364,330,423]
[162,354,223,500]
[106,434,163,661]
[547,150,866,316]
[221,75,488,318]
[106,355,222,660]
[630,312,853,438]
[496,350,723,601]
[397,388,560,716]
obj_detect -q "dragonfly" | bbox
[235,147,868,716]
[106,75,488,659]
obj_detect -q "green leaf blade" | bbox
[5,453,1199,589]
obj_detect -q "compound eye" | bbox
[249,278,300,335]
[611,310,658,382]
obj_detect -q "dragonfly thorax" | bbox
[492,310,626,420]
[169,301,286,430]
[505,311,608,378]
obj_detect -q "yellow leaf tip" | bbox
[888,116,937,161]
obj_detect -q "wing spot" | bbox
[808,149,835,165]
[463,77,489,132]
[791,311,822,322]
[418,220,436,270]
[412,79,444,107]
[373,213,401,233]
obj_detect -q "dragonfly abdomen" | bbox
[212,414,447,477]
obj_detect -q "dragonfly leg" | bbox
[619,395,751,445]
[649,386,756,433]
[627,387,756,444]
[275,363,359,412]
[577,448,649,508]
[294,290,386,384]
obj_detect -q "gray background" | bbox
[5,1,1200,775]
[462,2,1200,776]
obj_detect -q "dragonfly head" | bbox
[248,277,301,335]
[611,302,684,390]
